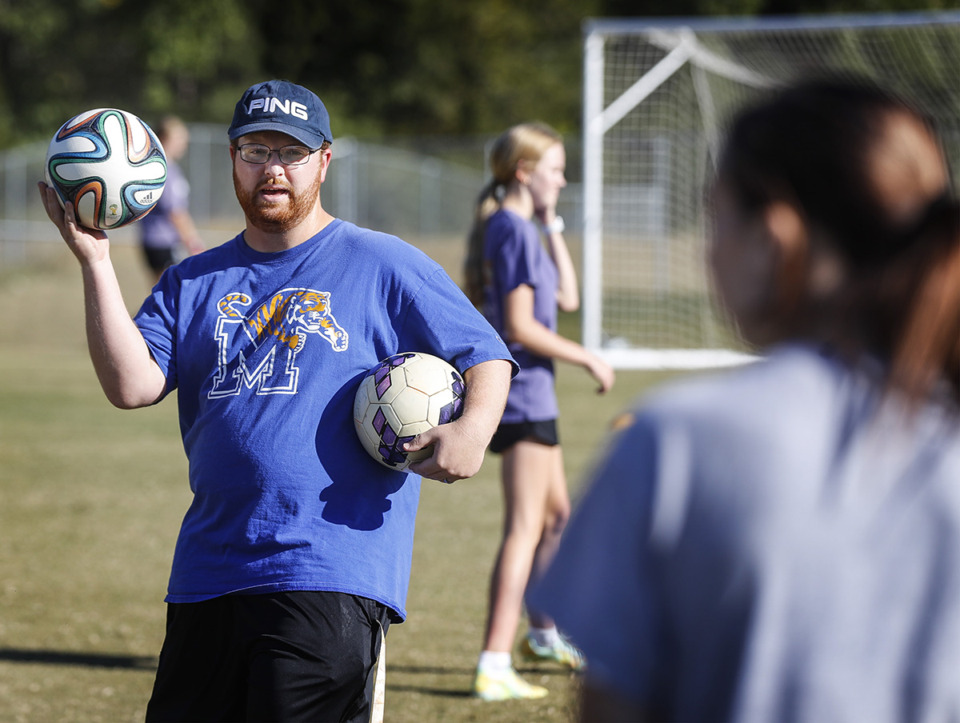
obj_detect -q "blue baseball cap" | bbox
[228,80,333,150]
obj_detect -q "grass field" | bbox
[0,242,684,722]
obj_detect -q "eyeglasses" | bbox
[237,143,318,166]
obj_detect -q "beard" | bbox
[233,167,323,233]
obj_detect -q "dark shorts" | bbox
[145,591,391,723]
[141,245,184,274]
[489,419,560,454]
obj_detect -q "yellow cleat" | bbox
[519,635,586,671]
[472,667,549,701]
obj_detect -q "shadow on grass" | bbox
[384,664,474,699]
[0,647,157,670]
[386,664,574,678]
[387,664,476,676]
[386,683,473,698]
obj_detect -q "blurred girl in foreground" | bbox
[465,122,615,701]
[530,78,960,721]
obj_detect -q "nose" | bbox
[262,156,287,176]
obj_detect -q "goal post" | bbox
[581,11,960,370]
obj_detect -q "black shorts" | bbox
[141,245,184,274]
[489,419,559,454]
[145,591,391,723]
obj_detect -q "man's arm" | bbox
[405,358,512,482]
[38,183,167,408]
[169,208,205,255]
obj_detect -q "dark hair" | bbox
[718,78,960,405]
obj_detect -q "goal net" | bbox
[582,12,960,369]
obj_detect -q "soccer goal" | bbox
[581,11,960,369]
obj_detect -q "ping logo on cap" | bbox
[246,97,309,121]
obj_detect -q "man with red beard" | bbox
[38,79,515,722]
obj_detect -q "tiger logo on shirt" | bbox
[208,288,348,397]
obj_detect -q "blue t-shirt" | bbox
[483,209,559,423]
[139,160,189,250]
[134,218,514,620]
[530,344,960,721]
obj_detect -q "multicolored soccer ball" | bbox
[45,108,166,230]
[354,352,466,470]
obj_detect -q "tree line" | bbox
[0,0,947,149]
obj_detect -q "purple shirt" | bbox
[483,209,559,423]
[139,160,189,250]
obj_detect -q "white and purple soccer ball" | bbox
[354,352,466,470]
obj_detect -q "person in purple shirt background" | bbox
[464,121,615,701]
[138,115,204,284]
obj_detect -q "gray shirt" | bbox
[530,344,960,722]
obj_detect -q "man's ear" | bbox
[319,148,333,183]
[763,200,809,317]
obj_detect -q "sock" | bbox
[528,625,560,648]
[477,650,512,673]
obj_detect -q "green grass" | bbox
[0,244,685,722]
